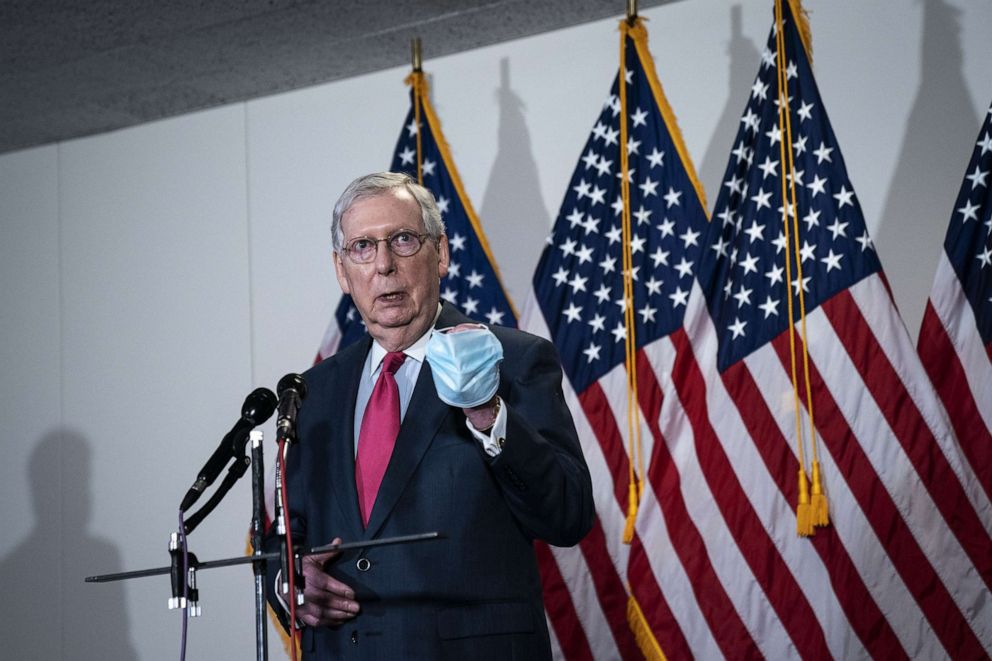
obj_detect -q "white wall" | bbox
[1,1,989,658]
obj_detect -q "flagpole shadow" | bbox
[0,429,139,659]
[698,4,762,208]
[875,0,979,336]
[479,57,553,308]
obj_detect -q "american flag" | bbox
[918,99,992,506]
[525,1,992,658]
[520,17,710,659]
[316,69,517,359]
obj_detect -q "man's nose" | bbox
[373,240,396,273]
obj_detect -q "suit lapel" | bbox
[325,337,370,539]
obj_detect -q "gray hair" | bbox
[331,172,445,251]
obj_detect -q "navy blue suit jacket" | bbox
[266,304,594,660]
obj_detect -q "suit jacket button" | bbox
[350,630,359,644]
[356,557,372,572]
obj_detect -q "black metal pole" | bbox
[249,429,269,661]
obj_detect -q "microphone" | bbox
[275,373,308,444]
[180,387,278,512]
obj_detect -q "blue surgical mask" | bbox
[426,325,503,408]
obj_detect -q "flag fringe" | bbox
[623,480,638,543]
[627,594,668,661]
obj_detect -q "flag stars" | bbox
[827,218,849,240]
[422,158,436,176]
[612,195,625,216]
[436,196,450,215]
[603,126,620,146]
[582,215,601,235]
[441,287,458,304]
[807,174,827,197]
[669,287,689,308]
[766,125,783,146]
[744,221,765,243]
[796,100,814,122]
[733,286,753,307]
[674,257,693,279]
[630,235,647,255]
[752,187,773,210]
[462,297,479,315]
[658,218,676,238]
[833,185,855,209]
[592,121,608,141]
[740,253,760,275]
[569,274,589,293]
[958,199,981,222]
[680,228,701,248]
[593,284,612,304]
[582,343,602,363]
[406,119,419,136]
[599,255,617,274]
[794,134,808,156]
[791,276,812,294]
[711,236,730,258]
[398,146,415,165]
[813,142,834,164]
[606,225,623,245]
[575,244,595,265]
[631,107,649,128]
[728,317,748,339]
[595,157,614,177]
[485,308,505,325]
[450,233,467,252]
[786,61,799,80]
[647,147,665,168]
[761,47,776,69]
[552,267,570,287]
[588,313,606,333]
[466,270,485,288]
[633,205,652,225]
[741,109,760,133]
[758,156,779,179]
[627,137,642,155]
[663,187,682,208]
[800,240,817,263]
[562,302,583,323]
[965,165,988,189]
[638,305,658,324]
[650,246,670,268]
[559,237,577,256]
[772,232,788,253]
[759,296,779,318]
[856,231,874,252]
[822,249,844,272]
[581,148,599,170]
[645,276,664,295]
[977,132,992,156]
[573,179,591,200]
[566,208,585,228]
[639,176,659,198]
[751,79,769,101]
[589,185,607,206]
[976,246,992,268]
[611,322,627,343]
[803,209,821,230]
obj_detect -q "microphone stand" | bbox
[86,427,440,661]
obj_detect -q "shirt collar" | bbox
[367,304,442,376]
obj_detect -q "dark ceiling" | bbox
[0,0,671,155]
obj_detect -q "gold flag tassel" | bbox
[618,13,643,545]
[407,38,425,184]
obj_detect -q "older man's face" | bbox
[334,188,449,351]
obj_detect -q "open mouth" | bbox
[377,292,406,303]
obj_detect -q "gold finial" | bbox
[411,37,422,72]
[626,0,637,24]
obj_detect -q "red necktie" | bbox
[355,351,406,526]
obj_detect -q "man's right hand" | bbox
[296,538,361,627]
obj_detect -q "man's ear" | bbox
[436,234,450,280]
[333,251,351,295]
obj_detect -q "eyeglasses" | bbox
[341,229,434,264]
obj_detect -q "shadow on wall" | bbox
[698,4,762,208]
[875,0,979,337]
[0,429,138,660]
[479,57,552,310]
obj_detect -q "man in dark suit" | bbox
[266,172,593,659]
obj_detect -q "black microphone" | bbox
[275,373,308,444]
[180,387,278,512]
